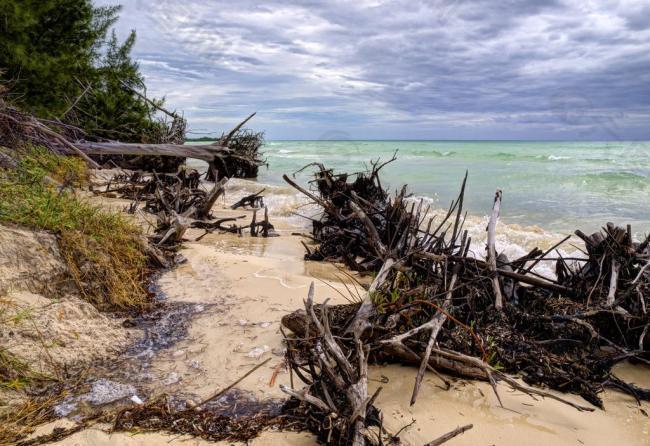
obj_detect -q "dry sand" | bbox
[0,224,133,376]
[38,183,650,445]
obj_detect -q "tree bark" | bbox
[75,141,232,163]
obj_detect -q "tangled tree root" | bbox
[282,157,649,416]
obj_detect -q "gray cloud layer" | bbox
[102,0,650,139]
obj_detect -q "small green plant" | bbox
[8,308,32,325]
[485,335,504,371]
[0,348,51,390]
[390,288,401,304]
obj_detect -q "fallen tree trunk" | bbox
[71,112,264,178]
[75,141,232,163]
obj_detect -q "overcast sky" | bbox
[100,0,650,140]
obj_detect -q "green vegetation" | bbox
[0,347,46,391]
[0,0,174,143]
[0,0,116,117]
[0,297,60,445]
[0,148,150,310]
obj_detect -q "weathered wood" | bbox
[346,257,398,339]
[607,260,620,306]
[416,251,573,295]
[75,141,232,162]
[279,385,333,414]
[119,79,179,118]
[282,174,341,218]
[263,206,269,237]
[75,112,260,166]
[231,188,265,209]
[281,284,376,445]
[197,177,228,218]
[424,424,473,446]
[428,347,594,412]
[487,189,504,309]
[220,112,256,146]
[32,120,100,168]
[633,260,650,285]
[157,211,190,245]
[281,156,650,419]
[410,252,464,405]
[250,209,258,237]
[350,195,387,258]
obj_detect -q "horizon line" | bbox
[186,137,650,143]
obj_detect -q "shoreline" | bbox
[38,179,650,445]
[221,139,650,235]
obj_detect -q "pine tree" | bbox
[74,30,158,141]
[0,0,119,117]
[0,0,175,144]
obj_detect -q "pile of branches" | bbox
[211,128,266,180]
[95,168,276,255]
[0,98,99,168]
[282,156,393,272]
[279,158,649,444]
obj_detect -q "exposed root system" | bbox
[278,157,649,444]
[94,167,277,256]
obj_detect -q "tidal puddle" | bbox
[53,294,216,419]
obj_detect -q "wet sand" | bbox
[53,183,649,445]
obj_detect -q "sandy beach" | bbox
[36,179,649,446]
[3,2,649,444]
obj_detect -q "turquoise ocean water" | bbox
[196,140,650,235]
[262,140,650,234]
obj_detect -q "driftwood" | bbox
[423,424,473,446]
[486,189,504,309]
[281,283,385,445]
[0,99,100,167]
[76,141,232,163]
[209,113,265,180]
[282,156,650,425]
[97,168,277,247]
[231,189,265,209]
[197,177,229,219]
[0,99,264,178]
[77,113,265,179]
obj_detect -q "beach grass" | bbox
[0,147,150,311]
[0,304,60,445]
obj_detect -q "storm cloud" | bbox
[100,0,650,139]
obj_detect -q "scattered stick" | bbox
[424,424,473,446]
[195,358,271,409]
